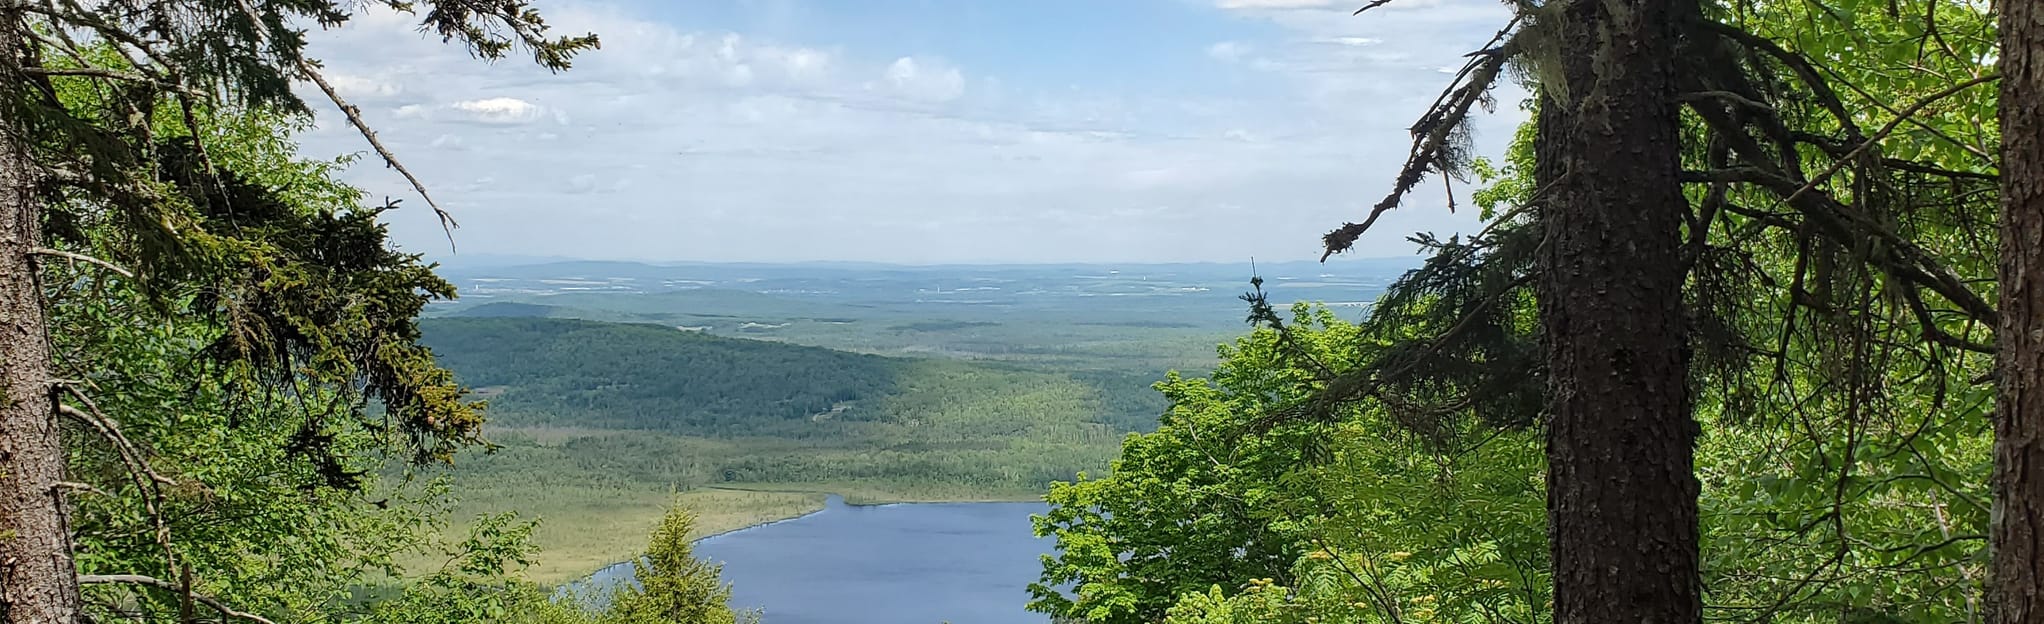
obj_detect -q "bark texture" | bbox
[1996,1,2044,620]
[1532,0,1701,620]
[0,7,79,623]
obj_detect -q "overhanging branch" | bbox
[78,575,277,624]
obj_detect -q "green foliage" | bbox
[1032,308,1343,624]
[15,0,607,621]
[43,90,485,486]
[360,515,582,624]
[1034,309,1550,624]
[47,106,491,621]
[360,507,753,624]
[421,317,896,434]
[601,508,744,624]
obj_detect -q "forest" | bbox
[420,317,904,434]
[2,0,2042,623]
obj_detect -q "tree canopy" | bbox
[1036,0,2016,620]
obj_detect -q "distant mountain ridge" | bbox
[429,257,1416,330]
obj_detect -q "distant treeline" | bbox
[422,317,898,435]
[421,317,1166,438]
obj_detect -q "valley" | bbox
[411,259,1410,583]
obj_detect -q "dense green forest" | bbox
[420,316,1166,436]
[421,318,900,434]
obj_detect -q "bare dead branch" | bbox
[31,247,134,278]
[223,0,461,248]
[55,481,113,498]
[1678,90,1775,111]
[24,67,193,94]
[56,391,179,575]
[1323,50,1510,260]
[1707,21,1866,141]
[77,575,278,624]
[1901,285,1995,354]
[1684,106,1999,325]
[1781,73,2000,206]
[1354,0,1397,15]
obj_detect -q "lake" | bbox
[583,495,1056,624]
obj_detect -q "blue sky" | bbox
[298,0,1526,264]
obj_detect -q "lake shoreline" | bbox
[565,489,1047,589]
[573,496,1057,624]
[700,484,1045,506]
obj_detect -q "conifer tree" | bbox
[0,1,594,620]
[604,507,742,624]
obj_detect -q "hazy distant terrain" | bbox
[430,259,1410,315]
[426,259,1414,370]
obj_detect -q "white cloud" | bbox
[563,173,630,194]
[449,97,550,125]
[290,0,1520,263]
[427,133,467,150]
[883,57,965,103]
[326,73,400,98]
[1207,41,1252,61]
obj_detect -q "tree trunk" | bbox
[1995,1,2044,620]
[1532,0,1700,620]
[0,8,80,623]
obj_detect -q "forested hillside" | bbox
[422,318,898,434]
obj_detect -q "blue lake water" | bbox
[582,495,1055,624]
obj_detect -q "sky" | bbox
[296,0,1528,265]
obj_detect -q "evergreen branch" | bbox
[77,574,278,624]
[1295,271,1536,424]
[28,0,181,74]
[224,0,461,248]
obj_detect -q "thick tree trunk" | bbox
[1532,0,1700,620]
[1995,1,2044,620]
[0,9,79,623]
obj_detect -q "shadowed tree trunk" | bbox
[1995,1,2044,620]
[0,6,79,622]
[1532,0,1701,620]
